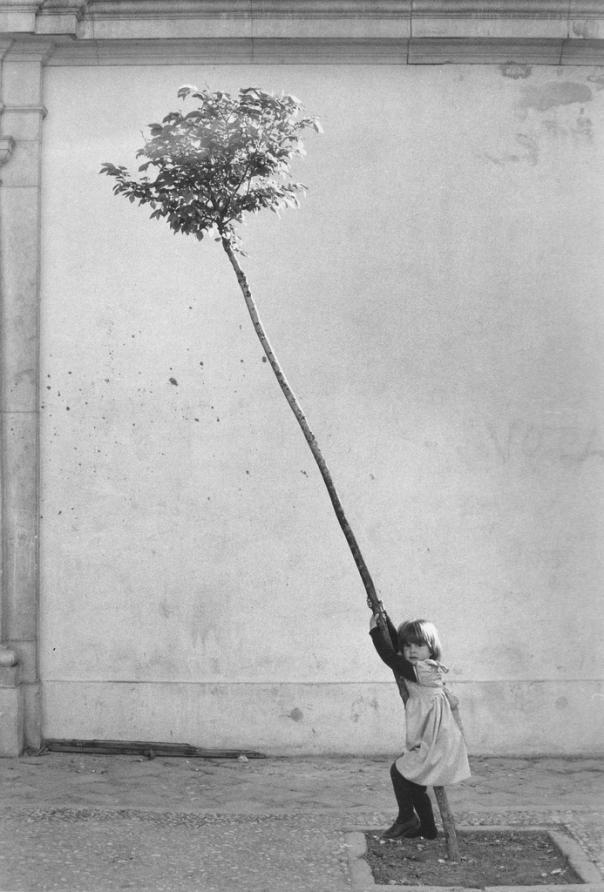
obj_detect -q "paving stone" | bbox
[0,755,601,891]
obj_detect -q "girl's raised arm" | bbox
[369,615,417,683]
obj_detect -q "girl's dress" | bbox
[370,620,471,787]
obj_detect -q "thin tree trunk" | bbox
[434,787,461,860]
[221,235,379,604]
[221,234,460,858]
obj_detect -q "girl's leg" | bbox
[409,782,438,839]
[382,763,421,839]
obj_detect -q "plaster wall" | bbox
[39,62,604,754]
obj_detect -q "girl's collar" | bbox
[421,658,449,673]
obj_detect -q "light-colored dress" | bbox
[395,659,470,786]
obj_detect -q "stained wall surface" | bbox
[39,62,604,753]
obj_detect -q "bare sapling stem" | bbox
[433,786,461,861]
[221,235,379,603]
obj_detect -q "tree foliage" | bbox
[100,86,321,251]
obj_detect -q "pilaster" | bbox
[0,37,52,754]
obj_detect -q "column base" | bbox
[0,660,23,756]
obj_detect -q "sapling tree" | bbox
[101,86,461,859]
[100,85,386,619]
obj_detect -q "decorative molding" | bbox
[562,38,604,65]
[6,1,598,46]
[40,0,88,8]
[43,35,604,67]
[408,37,565,66]
[78,1,413,41]
[46,37,408,65]
[2,36,55,59]
[0,1,597,57]
[84,0,409,15]
[2,103,47,116]
[412,0,594,15]
[79,0,602,15]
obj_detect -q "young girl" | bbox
[369,608,470,840]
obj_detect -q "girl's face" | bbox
[403,641,432,663]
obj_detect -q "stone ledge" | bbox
[0,1,603,65]
[36,34,604,66]
[0,1,601,45]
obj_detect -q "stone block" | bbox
[1,107,46,141]
[0,666,23,756]
[2,59,42,106]
[0,13,36,35]
[22,682,41,751]
[1,139,40,187]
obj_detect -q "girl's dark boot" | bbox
[381,814,421,840]
[382,763,421,840]
[409,782,438,839]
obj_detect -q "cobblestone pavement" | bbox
[0,754,602,891]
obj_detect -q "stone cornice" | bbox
[0,1,597,37]
[32,36,602,68]
[0,1,602,63]
[80,2,604,43]
[79,0,604,15]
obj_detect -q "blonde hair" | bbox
[397,619,442,661]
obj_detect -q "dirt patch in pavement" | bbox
[364,829,583,887]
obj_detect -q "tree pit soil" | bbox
[365,829,583,887]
